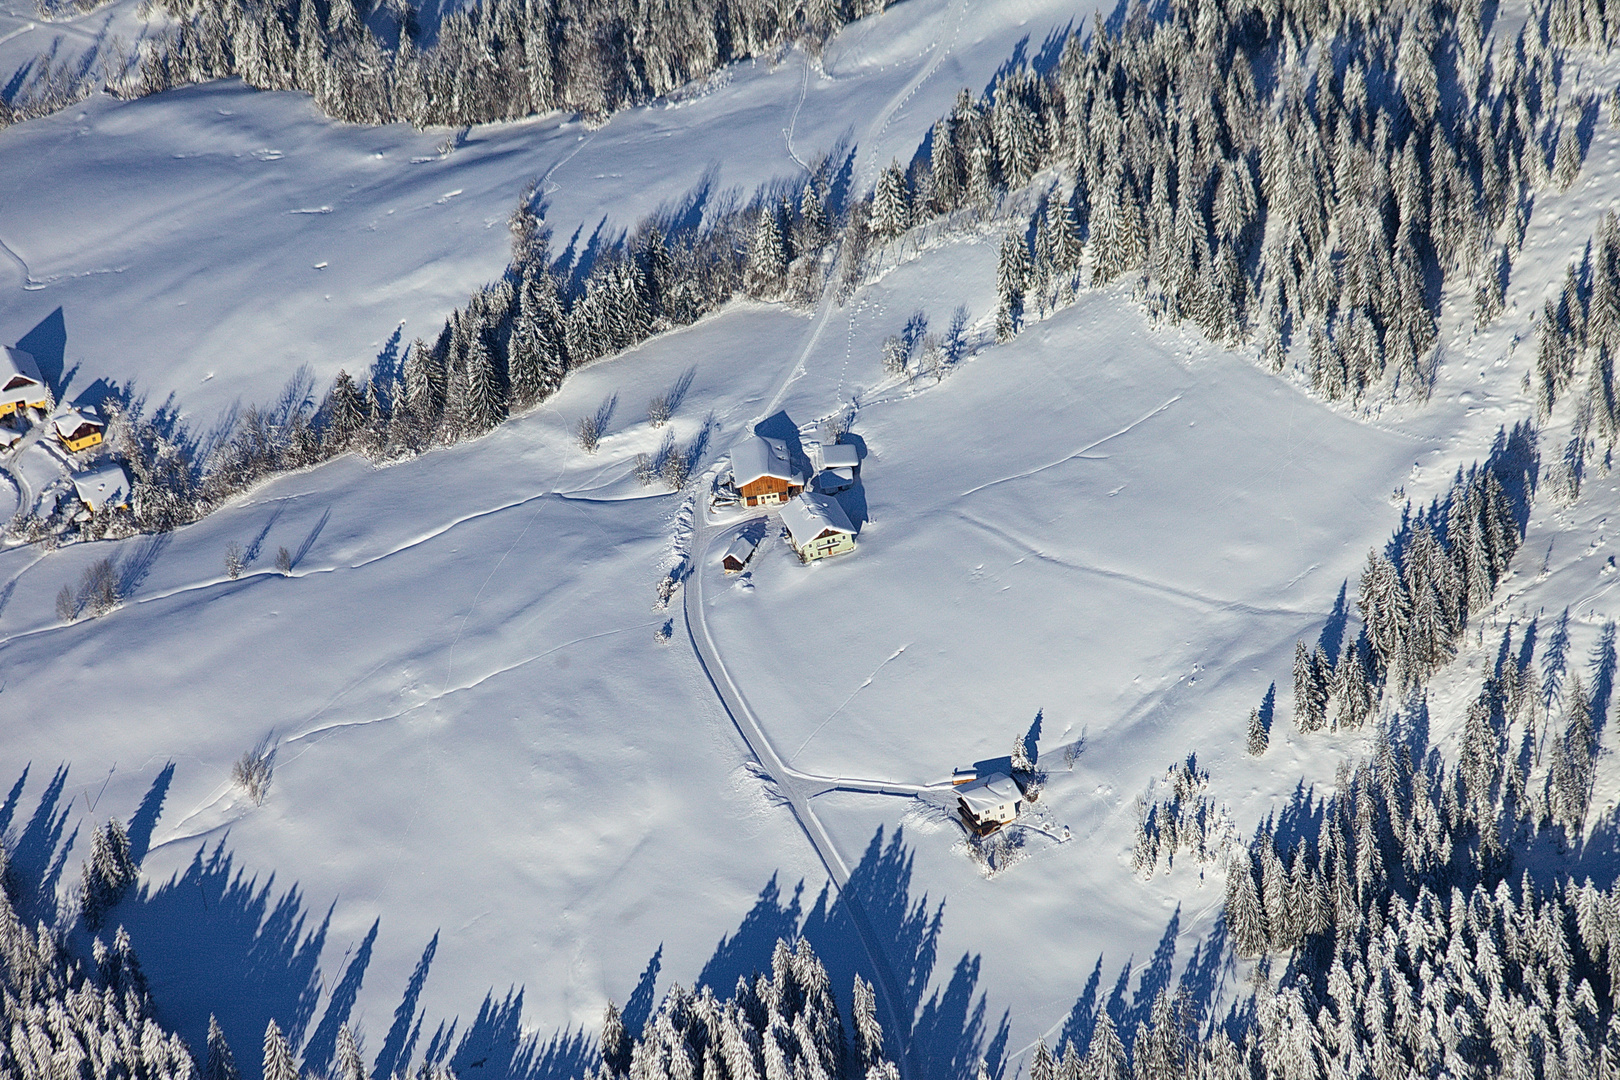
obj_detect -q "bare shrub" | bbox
[232,741,275,805]
[634,452,657,485]
[647,394,672,428]
[225,542,244,579]
[55,584,77,622]
[275,546,293,574]
[80,557,120,617]
[578,415,604,452]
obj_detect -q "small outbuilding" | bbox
[722,532,760,574]
[71,462,131,513]
[956,772,1022,834]
[53,409,105,453]
[809,441,859,494]
[0,347,51,417]
[780,493,857,562]
[730,434,805,507]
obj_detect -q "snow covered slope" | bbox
[4,1,1620,1078]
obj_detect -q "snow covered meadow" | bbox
[5,0,1620,1078]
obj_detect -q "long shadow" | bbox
[621,945,662,1038]
[9,762,75,924]
[697,874,804,995]
[375,931,439,1079]
[126,762,174,866]
[16,307,66,396]
[303,918,380,1077]
[116,836,331,1069]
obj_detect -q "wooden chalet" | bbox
[0,347,51,417]
[52,409,105,453]
[730,434,805,507]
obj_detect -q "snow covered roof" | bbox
[731,434,802,486]
[722,532,759,568]
[818,443,859,470]
[956,773,1022,816]
[71,462,131,511]
[779,493,855,545]
[0,347,42,388]
[53,408,102,438]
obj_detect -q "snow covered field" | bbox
[4,0,1620,1078]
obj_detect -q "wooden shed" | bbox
[721,532,760,574]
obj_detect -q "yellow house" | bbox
[71,462,131,513]
[53,409,105,453]
[0,347,51,417]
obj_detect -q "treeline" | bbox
[1215,619,1619,1077]
[581,939,901,1080]
[1031,618,1619,1080]
[18,155,848,545]
[1291,446,1528,733]
[853,0,1602,402]
[123,0,890,126]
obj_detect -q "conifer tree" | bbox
[206,1014,240,1080]
[263,1019,298,1080]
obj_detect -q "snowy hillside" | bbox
[5,0,1620,1078]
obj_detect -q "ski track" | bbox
[953,511,1330,621]
[957,393,1184,498]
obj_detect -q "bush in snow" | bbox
[233,741,275,806]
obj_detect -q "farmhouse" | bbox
[0,347,51,417]
[779,494,856,561]
[956,772,1022,834]
[730,434,805,507]
[71,462,131,513]
[721,532,759,574]
[52,409,105,453]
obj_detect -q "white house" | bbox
[721,532,760,574]
[0,347,50,417]
[779,493,856,561]
[730,434,806,507]
[71,462,132,513]
[956,772,1022,832]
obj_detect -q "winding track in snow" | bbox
[683,522,921,1080]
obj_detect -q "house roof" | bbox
[53,408,103,439]
[731,434,802,487]
[819,443,860,470]
[1,347,41,385]
[722,532,759,566]
[780,493,855,545]
[956,773,1022,815]
[71,462,131,510]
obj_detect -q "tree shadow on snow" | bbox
[15,307,66,396]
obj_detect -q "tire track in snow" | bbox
[684,519,921,1080]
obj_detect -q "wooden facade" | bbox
[738,475,802,507]
[56,419,104,453]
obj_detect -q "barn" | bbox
[730,434,805,507]
[779,494,856,562]
[0,347,51,418]
[956,773,1022,834]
